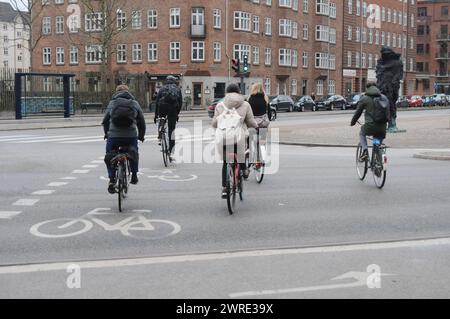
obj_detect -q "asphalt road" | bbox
[1,116,450,298]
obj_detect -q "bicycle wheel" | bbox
[356,144,368,181]
[254,143,265,184]
[226,163,236,215]
[117,165,124,212]
[239,166,244,201]
[372,147,387,189]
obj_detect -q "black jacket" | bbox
[248,93,268,117]
[155,84,183,118]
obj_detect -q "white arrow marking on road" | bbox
[0,211,22,219]
[12,199,39,206]
[32,190,56,195]
[229,271,394,298]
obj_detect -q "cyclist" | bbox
[154,75,183,161]
[350,82,389,161]
[102,85,146,194]
[212,83,258,199]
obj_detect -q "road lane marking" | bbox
[12,199,39,206]
[72,170,90,174]
[2,236,450,274]
[47,182,68,187]
[2,135,72,142]
[60,177,77,180]
[32,190,56,195]
[0,211,22,219]
[13,136,100,143]
[91,160,104,164]
[0,135,36,140]
[82,165,98,168]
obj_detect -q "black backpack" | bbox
[159,85,179,106]
[111,103,135,127]
[370,95,390,124]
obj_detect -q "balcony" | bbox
[435,71,450,78]
[190,24,206,38]
[435,52,450,60]
[437,33,450,41]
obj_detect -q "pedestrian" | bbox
[311,92,316,102]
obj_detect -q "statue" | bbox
[376,47,405,133]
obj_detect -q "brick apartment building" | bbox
[416,0,450,95]
[342,0,417,96]
[31,0,417,108]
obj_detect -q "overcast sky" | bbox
[1,0,28,11]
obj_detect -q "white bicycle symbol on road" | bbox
[30,208,181,240]
[145,168,198,182]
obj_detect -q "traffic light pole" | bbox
[240,74,245,95]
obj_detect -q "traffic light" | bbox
[232,58,240,74]
[242,55,249,73]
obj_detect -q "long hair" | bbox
[250,83,268,104]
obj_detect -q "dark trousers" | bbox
[105,137,138,178]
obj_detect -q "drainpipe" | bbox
[226,0,230,84]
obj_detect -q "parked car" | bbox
[396,96,409,108]
[294,95,316,112]
[316,95,347,110]
[407,95,424,107]
[432,94,448,106]
[269,95,296,112]
[422,96,435,107]
[207,97,224,118]
[346,93,364,109]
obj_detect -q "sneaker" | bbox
[359,149,369,162]
[130,173,138,185]
[221,187,228,199]
[242,169,250,179]
[108,178,116,194]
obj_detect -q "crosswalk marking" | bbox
[12,199,40,206]
[47,182,68,187]
[0,211,22,219]
[32,190,56,195]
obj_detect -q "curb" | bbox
[413,152,450,161]
[278,141,356,148]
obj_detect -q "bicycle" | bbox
[356,136,387,189]
[223,144,244,215]
[245,128,265,184]
[111,146,132,212]
[269,106,277,121]
[157,116,171,167]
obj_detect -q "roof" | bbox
[0,2,17,23]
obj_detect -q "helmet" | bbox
[165,75,177,84]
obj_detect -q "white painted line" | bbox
[32,190,56,195]
[91,160,104,164]
[3,135,72,143]
[15,136,102,143]
[0,211,22,219]
[0,135,36,140]
[47,182,68,187]
[61,139,104,144]
[60,177,77,180]
[72,170,89,174]
[82,165,98,168]
[12,199,40,206]
[2,237,450,275]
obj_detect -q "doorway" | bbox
[193,83,202,108]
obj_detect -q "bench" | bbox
[81,102,105,114]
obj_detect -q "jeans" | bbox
[105,137,139,179]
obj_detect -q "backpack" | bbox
[111,103,135,127]
[215,103,244,148]
[159,85,179,106]
[370,95,390,124]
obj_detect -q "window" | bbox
[387,32,390,47]
[132,43,142,62]
[315,52,328,69]
[117,44,127,63]
[302,51,308,67]
[368,53,373,69]
[68,15,79,33]
[170,42,180,61]
[132,11,142,29]
[148,9,157,29]
[252,46,260,65]
[291,79,298,96]
[356,27,360,42]
[85,13,103,32]
[329,28,336,44]
[170,8,181,28]
[348,0,352,14]
[148,43,158,62]
[56,48,64,65]
[213,9,221,29]
[279,0,292,8]
[347,51,352,67]
[293,22,298,39]
[264,78,271,95]
[253,16,260,33]
[356,0,360,15]
[375,30,380,45]
[329,2,336,18]
[265,17,272,35]
[213,42,221,62]
[393,33,397,47]
[43,47,51,65]
[303,0,309,13]
[191,41,204,61]
[328,80,335,95]
[279,48,292,66]
[303,24,309,39]
[279,19,292,37]
[393,9,397,24]
[234,11,251,31]
[293,0,299,11]
[316,80,324,95]
[265,48,272,65]
[316,0,329,15]
[42,17,51,34]
[192,8,204,26]
[233,44,251,61]
[381,31,385,45]
[387,8,391,22]
[362,52,366,68]
[292,50,298,67]
[117,10,126,30]
[85,45,103,64]
[56,16,64,34]
[315,25,329,42]
[355,52,360,67]
[70,46,78,64]
[347,25,352,41]
[369,29,373,44]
